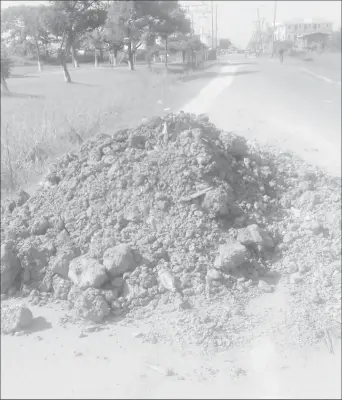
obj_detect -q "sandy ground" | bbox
[2,56,341,399]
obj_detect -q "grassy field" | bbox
[1,61,217,196]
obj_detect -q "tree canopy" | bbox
[1,0,200,79]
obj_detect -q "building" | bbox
[179,1,216,48]
[274,18,333,43]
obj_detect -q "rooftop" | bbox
[281,18,332,25]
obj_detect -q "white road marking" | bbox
[181,65,239,114]
[301,68,341,85]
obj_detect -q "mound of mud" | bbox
[1,112,341,352]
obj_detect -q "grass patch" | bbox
[1,62,217,197]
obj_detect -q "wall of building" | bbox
[274,20,333,43]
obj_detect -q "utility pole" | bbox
[271,1,277,56]
[215,2,218,49]
[257,8,262,54]
[211,1,214,49]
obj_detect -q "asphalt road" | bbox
[202,55,341,176]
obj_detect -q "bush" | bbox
[1,51,13,79]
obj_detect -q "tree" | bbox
[169,34,203,63]
[145,1,191,68]
[42,1,107,82]
[1,48,12,94]
[104,0,190,70]
[1,5,50,71]
[83,28,105,67]
[104,1,145,71]
[219,38,232,50]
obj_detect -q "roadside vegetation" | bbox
[1,0,211,195]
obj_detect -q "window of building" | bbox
[313,24,317,29]
[326,24,329,27]
[298,24,301,28]
[288,25,291,29]
[307,24,311,28]
[288,34,291,39]
[294,24,298,29]
[317,24,320,28]
[304,25,307,30]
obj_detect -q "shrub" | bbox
[1,50,12,80]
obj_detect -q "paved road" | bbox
[193,55,341,176]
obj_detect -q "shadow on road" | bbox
[71,81,97,87]
[217,61,258,66]
[9,74,40,79]
[181,70,259,82]
[1,92,45,99]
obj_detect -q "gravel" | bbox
[1,112,340,352]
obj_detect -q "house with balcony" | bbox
[274,18,333,50]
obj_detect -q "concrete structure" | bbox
[274,18,333,43]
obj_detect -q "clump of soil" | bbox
[1,112,340,352]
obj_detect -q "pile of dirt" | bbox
[1,112,340,352]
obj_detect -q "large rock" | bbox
[68,287,110,322]
[103,244,137,278]
[68,255,108,289]
[214,240,249,271]
[1,243,22,294]
[1,305,33,334]
[51,247,78,278]
[237,224,274,250]
[52,275,73,300]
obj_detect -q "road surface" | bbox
[183,54,341,177]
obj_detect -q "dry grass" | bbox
[1,65,196,196]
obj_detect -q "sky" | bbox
[1,0,341,47]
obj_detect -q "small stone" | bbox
[214,241,249,272]
[237,224,274,249]
[298,264,309,274]
[133,332,144,338]
[206,269,222,280]
[258,280,273,293]
[290,273,303,284]
[287,262,298,274]
[150,336,158,344]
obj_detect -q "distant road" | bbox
[205,54,341,176]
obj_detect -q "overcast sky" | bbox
[1,0,341,47]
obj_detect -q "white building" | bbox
[274,18,333,42]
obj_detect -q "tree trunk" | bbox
[71,45,79,68]
[113,49,118,66]
[164,36,168,69]
[35,38,42,72]
[182,51,186,63]
[99,48,103,62]
[60,43,72,83]
[62,59,71,82]
[127,42,134,71]
[1,75,9,94]
[94,49,98,67]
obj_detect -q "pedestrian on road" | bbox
[279,48,285,64]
